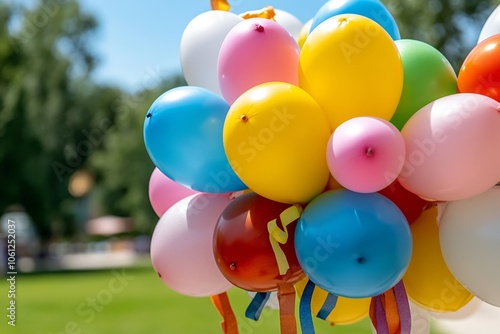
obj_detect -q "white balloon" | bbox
[432,298,500,333]
[274,9,303,41]
[410,302,431,334]
[478,5,500,43]
[439,186,500,307]
[430,297,482,320]
[180,11,243,96]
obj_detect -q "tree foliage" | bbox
[0,1,121,239]
[386,0,498,70]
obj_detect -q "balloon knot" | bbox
[357,256,366,264]
[366,147,375,157]
[240,114,249,122]
[146,113,152,118]
[254,24,265,32]
[229,262,237,271]
[157,272,162,278]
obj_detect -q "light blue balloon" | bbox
[295,189,412,298]
[143,86,246,193]
[310,0,401,40]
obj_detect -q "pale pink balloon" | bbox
[218,18,300,104]
[148,167,198,217]
[399,93,500,201]
[150,193,234,297]
[327,117,405,193]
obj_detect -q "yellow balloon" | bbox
[326,175,343,191]
[299,14,403,130]
[223,82,330,204]
[297,19,313,49]
[295,278,370,325]
[403,206,473,313]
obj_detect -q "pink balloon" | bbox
[148,167,198,217]
[218,18,300,104]
[399,93,500,201]
[327,117,405,193]
[150,193,234,297]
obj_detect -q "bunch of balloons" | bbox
[143,0,500,333]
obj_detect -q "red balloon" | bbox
[378,180,429,224]
[458,34,500,102]
[213,193,304,292]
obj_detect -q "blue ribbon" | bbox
[299,279,316,334]
[317,292,338,320]
[245,292,270,321]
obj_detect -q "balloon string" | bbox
[278,282,298,334]
[240,6,276,20]
[299,279,315,334]
[267,204,303,275]
[211,292,239,334]
[211,0,230,11]
[245,292,271,321]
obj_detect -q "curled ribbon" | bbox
[240,6,276,20]
[267,204,303,275]
[211,0,230,11]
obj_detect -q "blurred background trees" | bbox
[388,0,497,70]
[0,0,497,245]
[0,1,107,240]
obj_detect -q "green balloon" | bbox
[391,39,457,130]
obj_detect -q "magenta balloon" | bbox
[327,117,405,193]
[399,93,500,201]
[148,167,198,217]
[150,193,234,297]
[218,18,300,104]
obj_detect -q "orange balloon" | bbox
[458,34,500,102]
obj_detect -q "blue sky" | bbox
[80,0,330,92]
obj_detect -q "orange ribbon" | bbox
[370,282,411,334]
[211,292,239,334]
[278,282,298,334]
[240,6,276,20]
[211,0,230,11]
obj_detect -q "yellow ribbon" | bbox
[211,0,230,11]
[268,204,303,275]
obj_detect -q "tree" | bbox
[0,0,182,241]
[0,1,121,240]
[386,0,498,70]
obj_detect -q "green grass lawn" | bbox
[1,266,374,334]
